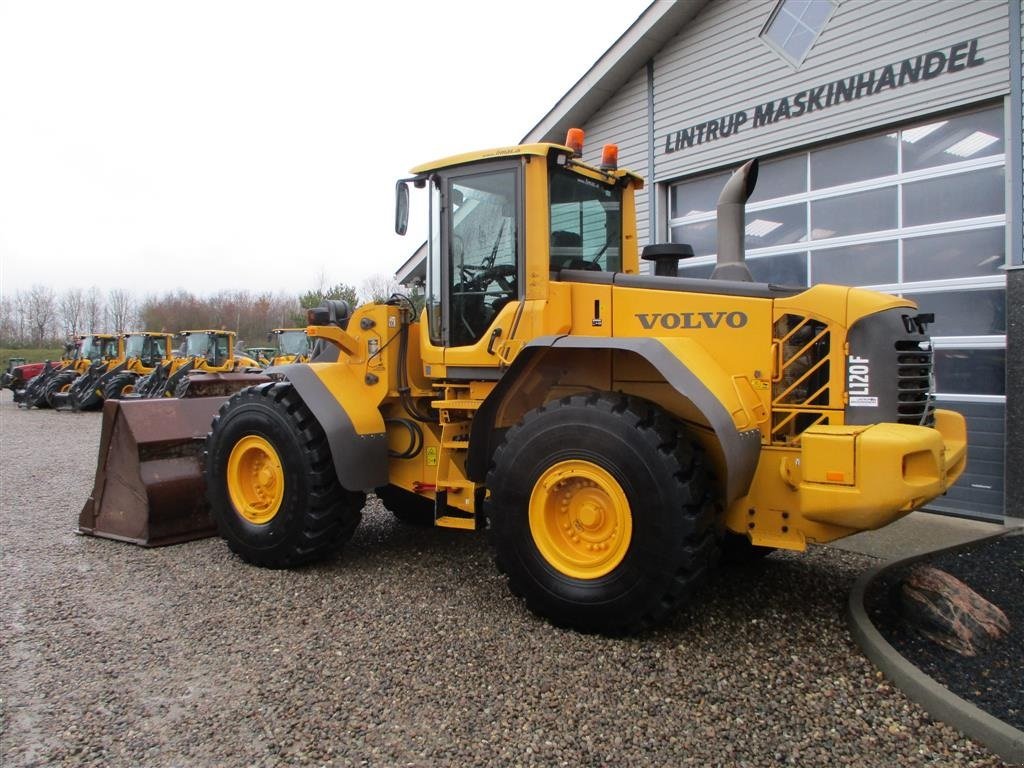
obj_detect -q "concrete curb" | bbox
[847,532,1024,765]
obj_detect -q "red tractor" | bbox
[2,358,49,397]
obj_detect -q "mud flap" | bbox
[78,397,228,546]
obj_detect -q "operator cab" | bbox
[396,130,637,368]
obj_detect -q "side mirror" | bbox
[395,181,410,236]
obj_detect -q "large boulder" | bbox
[899,564,1010,656]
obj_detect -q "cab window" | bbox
[549,167,622,272]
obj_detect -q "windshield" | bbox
[275,331,308,356]
[79,336,117,359]
[99,337,119,358]
[549,167,622,272]
[126,335,167,364]
[78,337,99,359]
[184,334,212,357]
[125,335,146,358]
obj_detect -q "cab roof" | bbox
[410,141,643,186]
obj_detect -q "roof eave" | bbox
[522,0,710,144]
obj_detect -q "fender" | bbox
[267,363,388,492]
[467,335,761,505]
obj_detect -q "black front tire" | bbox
[205,382,365,568]
[43,371,77,408]
[487,393,719,635]
[69,375,102,411]
[20,372,49,408]
[103,372,137,400]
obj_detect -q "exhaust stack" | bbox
[711,158,758,282]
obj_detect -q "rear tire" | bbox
[204,382,365,568]
[486,393,718,635]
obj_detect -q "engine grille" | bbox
[895,338,936,426]
[846,307,938,428]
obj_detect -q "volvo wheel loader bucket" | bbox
[79,397,227,546]
[176,372,270,399]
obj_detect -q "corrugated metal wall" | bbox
[574,66,651,248]
[929,401,1006,520]
[650,0,1010,181]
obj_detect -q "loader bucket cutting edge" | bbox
[79,397,229,547]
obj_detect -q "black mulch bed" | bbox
[865,529,1024,730]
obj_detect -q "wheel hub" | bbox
[529,460,632,579]
[226,435,285,525]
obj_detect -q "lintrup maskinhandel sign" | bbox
[662,39,985,155]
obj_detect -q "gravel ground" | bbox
[0,391,1010,767]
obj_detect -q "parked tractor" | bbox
[81,131,966,635]
[1,357,45,394]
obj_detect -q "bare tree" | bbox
[25,285,57,346]
[84,287,104,333]
[359,274,402,305]
[0,294,16,346]
[59,288,86,339]
[14,291,29,345]
[107,289,135,334]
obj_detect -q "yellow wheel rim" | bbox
[120,384,135,396]
[529,460,632,580]
[59,382,72,393]
[227,435,285,525]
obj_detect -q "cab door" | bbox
[421,161,523,375]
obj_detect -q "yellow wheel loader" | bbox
[95,332,176,402]
[267,328,311,366]
[132,330,266,399]
[82,131,966,634]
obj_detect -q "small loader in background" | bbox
[81,131,966,635]
[18,334,120,409]
[246,348,276,367]
[266,328,311,366]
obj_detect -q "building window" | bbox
[760,0,836,67]
[666,104,1007,403]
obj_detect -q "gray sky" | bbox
[0,0,651,300]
